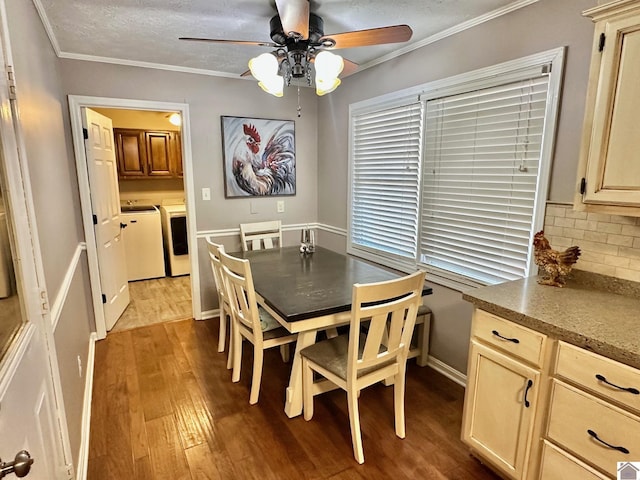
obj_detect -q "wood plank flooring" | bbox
[112,275,192,332]
[88,318,500,479]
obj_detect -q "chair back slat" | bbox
[220,251,262,338]
[348,271,425,382]
[206,238,228,304]
[240,220,282,251]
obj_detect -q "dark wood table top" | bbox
[233,246,433,323]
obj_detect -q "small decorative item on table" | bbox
[533,230,581,287]
[300,228,315,254]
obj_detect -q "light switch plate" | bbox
[201,187,211,201]
[277,200,285,213]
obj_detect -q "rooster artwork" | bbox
[533,230,581,287]
[222,116,295,197]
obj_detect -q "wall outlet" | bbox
[277,200,285,213]
[201,187,211,201]
[250,201,258,214]
[77,355,83,378]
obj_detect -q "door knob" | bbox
[0,450,34,478]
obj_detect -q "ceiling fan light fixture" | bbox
[248,52,279,81]
[258,75,284,97]
[314,51,343,95]
[315,77,341,96]
[314,51,344,79]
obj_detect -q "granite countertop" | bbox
[462,270,640,370]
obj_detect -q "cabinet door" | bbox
[582,11,640,206]
[114,128,146,178]
[145,131,173,177]
[462,340,540,480]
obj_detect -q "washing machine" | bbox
[121,205,166,281]
[160,204,190,276]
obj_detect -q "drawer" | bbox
[547,380,640,477]
[555,341,640,414]
[538,440,609,480]
[472,309,546,366]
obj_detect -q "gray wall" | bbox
[5,0,94,467]
[59,60,320,312]
[317,0,596,374]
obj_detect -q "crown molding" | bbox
[32,0,62,56]
[57,51,242,78]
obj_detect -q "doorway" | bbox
[68,96,200,339]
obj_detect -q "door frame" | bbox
[68,96,200,339]
[0,0,71,472]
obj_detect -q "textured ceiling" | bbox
[35,0,530,78]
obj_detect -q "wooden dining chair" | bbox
[219,250,297,404]
[205,238,235,369]
[300,270,426,464]
[239,220,282,251]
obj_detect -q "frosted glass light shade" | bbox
[316,77,341,96]
[258,75,284,97]
[248,53,279,81]
[315,51,344,80]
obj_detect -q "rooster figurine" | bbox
[533,230,581,287]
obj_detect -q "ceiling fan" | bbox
[179,0,412,96]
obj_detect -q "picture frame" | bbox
[221,116,296,198]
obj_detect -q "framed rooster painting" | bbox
[221,116,296,197]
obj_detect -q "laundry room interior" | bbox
[93,107,192,332]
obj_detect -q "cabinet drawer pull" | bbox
[491,330,520,344]
[587,429,629,454]
[523,379,533,408]
[595,374,640,395]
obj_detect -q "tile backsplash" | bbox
[543,203,640,282]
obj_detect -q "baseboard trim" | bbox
[200,308,220,320]
[76,332,97,480]
[426,355,467,388]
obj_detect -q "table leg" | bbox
[285,330,318,418]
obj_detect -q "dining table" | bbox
[232,245,433,418]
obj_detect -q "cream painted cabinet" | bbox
[576,0,640,215]
[462,310,547,480]
[542,341,640,479]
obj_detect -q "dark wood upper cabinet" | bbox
[115,129,147,178]
[114,128,183,180]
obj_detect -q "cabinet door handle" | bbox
[491,330,520,344]
[523,379,533,408]
[595,374,640,395]
[587,429,629,454]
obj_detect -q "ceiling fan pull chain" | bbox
[297,86,302,118]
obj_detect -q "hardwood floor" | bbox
[88,318,500,479]
[112,275,192,332]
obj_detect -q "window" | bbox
[348,49,564,289]
[348,100,423,270]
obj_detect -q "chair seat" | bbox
[300,334,391,381]
[417,304,431,316]
[258,306,281,333]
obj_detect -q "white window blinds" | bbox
[350,101,423,263]
[420,74,550,284]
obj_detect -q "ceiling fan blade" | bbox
[340,58,359,77]
[275,0,309,39]
[179,37,279,48]
[320,25,412,49]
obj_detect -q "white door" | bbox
[0,73,67,479]
[82,108,129,331]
